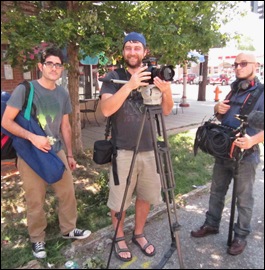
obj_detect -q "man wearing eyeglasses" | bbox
[191,53,264,255]
[2,47,91,259]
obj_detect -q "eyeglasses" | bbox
[43,62,63,69]
[232,62,255,68]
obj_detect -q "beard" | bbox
[237,68,254,80]
[124,57,142,69]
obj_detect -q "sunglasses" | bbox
[233,62,255,68]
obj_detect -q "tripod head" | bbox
[138,85,162,105]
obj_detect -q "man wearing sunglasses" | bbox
[191,53,264,256]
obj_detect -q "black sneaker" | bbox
[32,241,47,259]
[62,228,91,240]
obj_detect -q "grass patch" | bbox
[1,131,214,269]
[168,132,214,195]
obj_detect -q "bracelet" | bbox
[66,155,73,158]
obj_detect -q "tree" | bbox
[2,1,112,154]
[2,1,242,153]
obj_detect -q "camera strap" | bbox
[239,84,263,116]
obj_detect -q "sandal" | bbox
[113,236,132,262]
[132,232,156,257]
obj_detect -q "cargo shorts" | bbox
[107,149,162,212]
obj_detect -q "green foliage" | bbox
[83,256,106,269]
[2,1,242,68]
[169,132,214,195]
[1,244,34,269]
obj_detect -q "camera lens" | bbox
[160,66,175,81]
[145,65,175,84]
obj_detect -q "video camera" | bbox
[138,59,175,105]
[99,60,175,106]
[143,60,175,84]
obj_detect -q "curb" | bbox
[166,123,201,136]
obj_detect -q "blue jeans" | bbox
[205,157,257,237]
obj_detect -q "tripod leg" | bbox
[228,181,236,246]
[227,162,239,246]
[228,145,244,246]
[157,146,184,269]
[106,107,148,269]
[148,106,184,269]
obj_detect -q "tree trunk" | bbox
[67,42,83,155]
[180,62,190,107]
[198,54,209,101]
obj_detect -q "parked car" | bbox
[194,76,210,85]
[174,78,181,84]
[208,74,230,85]
[193,76,200,84]
[178,73,198,84]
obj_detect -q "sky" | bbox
[220,2,264,55]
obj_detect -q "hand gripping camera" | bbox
[139,64,175,105]
[99,64,175,105]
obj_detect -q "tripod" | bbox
[106,104,184,269]
[227,116,248,246]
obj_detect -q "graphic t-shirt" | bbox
[7,80,72,152]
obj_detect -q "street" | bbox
[171,83,232,103]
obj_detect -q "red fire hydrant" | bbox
[214,86,222,102]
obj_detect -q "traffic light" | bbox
[258,3,264,19]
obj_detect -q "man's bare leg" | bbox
[111,210,131,260]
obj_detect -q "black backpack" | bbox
[1,81,34,160]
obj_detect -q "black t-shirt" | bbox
[100,69,154,151]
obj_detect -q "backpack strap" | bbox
[104,117,111,140]
[114,68,128,81]
[24,82,34,121]
[225,83,263,115]
[20,80,37,116]
[240,84,264,116]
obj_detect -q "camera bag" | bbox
[93,117,114,164]
[194,119,239,159]
[194,83,263,160]
[93,140,113,164]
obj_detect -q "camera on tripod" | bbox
[139,60,175,105]
[143,59,175,84]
